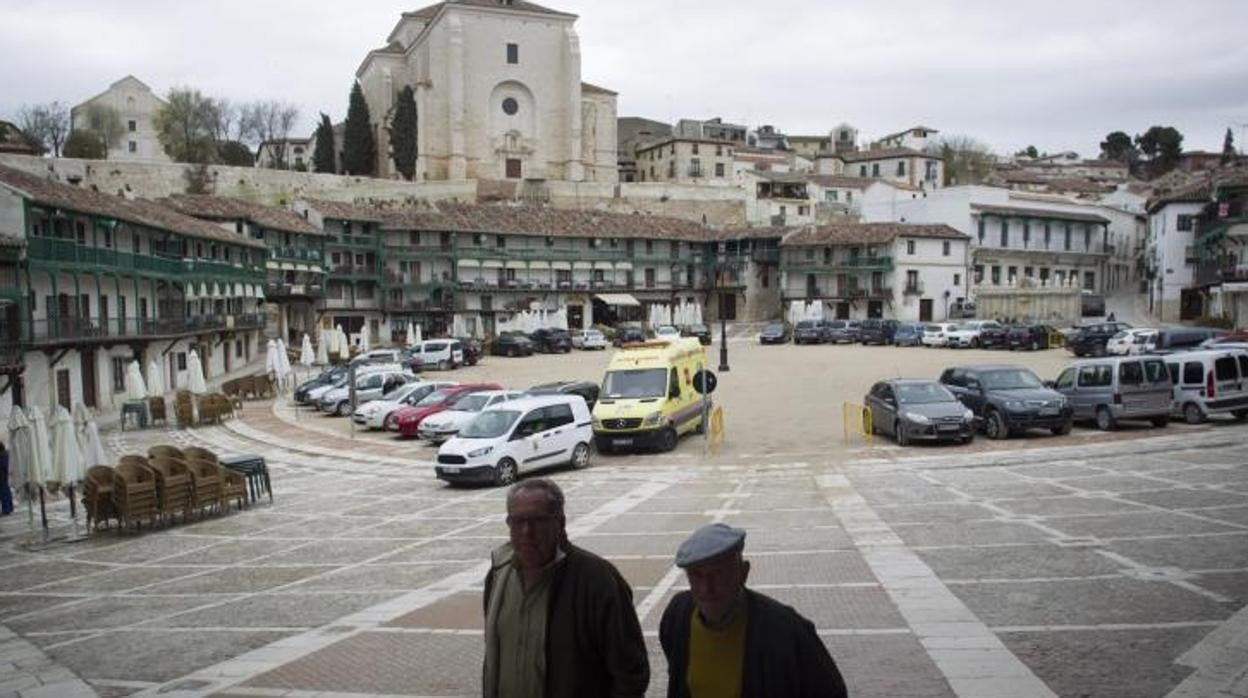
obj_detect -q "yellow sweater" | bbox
[686,604,747,698]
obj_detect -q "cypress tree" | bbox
[341,83,376,176]
[313,112,336,173]
[390,86,418,181]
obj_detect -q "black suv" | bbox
[978,324,1012,349]
[612,326,647,346]
[453,337,482,366]
[493,331,535,357]
[681,323,712,345]
[793,320,824,345]
[1007,324,1055,351]
[529,328,573,353]
[759,322,790,344]
[1065,321,1132,357]
[940,365,1073,439]
[527,380,601,410]
[859,319,899,345]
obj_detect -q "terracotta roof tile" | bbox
[971,203,1110,224]
[782,222,967,247]
[0,164,266,249]
[809,175,875,189]
[164,194,323,236]
[299,198,392,223]
[835,147,935,163]
[381,203,710,241]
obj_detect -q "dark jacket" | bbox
[483,542,649,698]
[659,589,847,698]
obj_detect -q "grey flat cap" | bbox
[675,523,746,568]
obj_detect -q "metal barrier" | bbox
[842,402,873,443]
[1049,330,1065,349]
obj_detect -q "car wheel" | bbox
[1233,409,1248,422]
[985,410,1008,440]
[335,401,350,417]
[1095,406,1116,431]
[1051,418,1073,436]
[970,338,980,348]
[1030,339,1041,351]
[1151,415,1170,428]
[895,421,909,446]
[1183,402,1205,425]
[1093,344,1107,357]
[383,414,396,431]
[658,427,678,452]
[507,346,517,357]
[493,458,518,486]
[437,359,450,371]
[570,442,591,470]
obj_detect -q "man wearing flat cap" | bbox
[659,523,847,698]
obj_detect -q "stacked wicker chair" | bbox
[83,465,117,530]
[148,396,168,426]
[147,457,194,524]
[112,461,159,532]
[183,458,223,516]
[184,447,247,512]
[174,391,195,428]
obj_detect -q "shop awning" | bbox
[573,261,593,270]
[506,260,526,269]
[458,259,481,268]
[594,261,615,270]
[595,293,640,307]
[528,260,551,269]
[482,259,505,269]
[551,261,572,270]
[616,261,633,270]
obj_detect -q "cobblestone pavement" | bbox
[0,401,1245,697]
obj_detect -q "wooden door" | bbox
[56,369,71,409]
[80,350,97,408]
[719,292,737,321]
[919,298,934,322]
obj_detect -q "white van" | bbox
[1163,349,1248,423]
[435,395,594,486]
[415,339,464,370]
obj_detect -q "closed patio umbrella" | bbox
[336,326,349,358]
[187,350,207,394]
[27,407,51,491]
[406,322,417,348]
[125,361,148,401]
[265,339,279,375]
[146,359,164,397]
[7,408,33,499]
[359,323,371,353]
[316,330,329,365]
[300,333,315,367]
[72,402,108,470]
[48,406,84,492]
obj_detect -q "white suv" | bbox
[572,329,608,350]
[414,340,464,371]
[435,395,594,486]
[944,320,1002,348]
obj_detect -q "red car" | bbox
[389,383,502,437]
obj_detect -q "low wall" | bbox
[974,284,1081,324]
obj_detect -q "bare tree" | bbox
[239,100,300,168]
[17,101,70,156]
[83,103,124,149]
[154,88,220,163]
[926,134,996,186]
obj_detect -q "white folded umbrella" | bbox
[49,406,84,489]
[26,407,51,490]
[125,361,148,401]
[72,402,109,470]
[300,333,315,367]
[316,331,329,365]
[6,408,33,494]
[146,359,164,397]
[187,350,208,394]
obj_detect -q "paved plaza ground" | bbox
[1,340,1246,697]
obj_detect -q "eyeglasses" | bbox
[506,514,558,528]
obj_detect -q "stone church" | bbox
[356,0,618,183]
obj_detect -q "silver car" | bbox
[1051,357,1171,430]
[318,370,411,416]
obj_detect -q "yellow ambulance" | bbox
[593,337,709,452]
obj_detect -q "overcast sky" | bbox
[3,0,1246,158]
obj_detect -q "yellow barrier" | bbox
[842,402,873,443]
[1049,330,1064,349]
[708,406,725,453]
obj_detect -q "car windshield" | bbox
[764,323,784,332]
[424,342,447,352]
[603,368,668,399]
[657,326,678,334]
[896,382,956,404]
[460,410,520,439]
[796,321,816,329]
[415,388,456,407]
[586,330,603,338]
[450,393,493,412]
[688,324,708,332]
[401,385,436,404]
[980,369,1044,390]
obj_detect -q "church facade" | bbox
[356,0,618,183]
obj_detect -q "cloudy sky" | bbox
[3,0,1246,157]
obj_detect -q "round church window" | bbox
[502,98,519,116]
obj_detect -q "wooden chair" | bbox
[182,446,220,465]
[220,468,248,512]
[210,394,234,421]
[112,462,158,532]
[175,400,194,428]
[183,459,223,516]
[253,374,275,399]
[119,454,151,469]
[196,395,218,425]
[146,458,193,524]
[148,396,168,426]
[82,465,116,530]
[148,445,185,461]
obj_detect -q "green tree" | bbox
[312,113,336,173]
[1222,128,1235,165]
[154,88,221,163]
[62,129,107,159]
[1099,131,1136,162]
[83,104,124,149]
[389,85,418,180]
[217,140,254,166]
[1136,126,1183,171]
[341,82,376,176]
[927,135,995,186]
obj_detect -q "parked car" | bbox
[352,380,458,430]
[892,322,926,347]
[922,323,959,348]
[681,323,712,345]
[529,328,573,354]
[940,365,1073,439]
[527,380,601,410]
[294,366,349,404]
[453,337,482,366]
[350,348,409,367]
[759,322,790,345]
[1107,328,1157,356]
[859,319,900,346]
[435,395,594,486]
[1144,327,1227,355]
[1163,349,1248,424]
[493,331,536,357]
[833,320,862,344]
[1007,323,1057,351]
[865,379,975,446]
[413,339,464,370]
[654,325,682,340]
[571,329,609,350]
[1065,321,1133,357]
[793,320,825,345]
[945,320,1004,348]
[977,323,1013,350]
[1050,357,1172,430]
[298,363,403,406]
[418,390,525,443]
[318,369,411,416]
[390,383,503,437]
[612,326,647,346]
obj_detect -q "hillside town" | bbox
[0,2,1247,697]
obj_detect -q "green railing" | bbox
[329,234,377,248]
[28,237,264,281]
[183,259,265,281]
[781,256,895,273]
[269,246,323,263]
[456,246,631,262]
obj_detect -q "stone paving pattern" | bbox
[0,401,1244,697]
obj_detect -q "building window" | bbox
[127,120,136,132]
[111,357,126,392]
[826,190,839,202]
[506,158,522,179]
[977,218,985,243]
[715,163,725,177]
[128,141,137,153]
[692,143,699,155]
[506,43,519,64]
[906,240,916,255]
[496,235,506,249]
[1044,222,1051,248]
[644,268,655,288]
[846,191,853,203]
[502,98,519,116]
[798,205,809,216]
[1000,220,1009,247]
[859,165,867,177]
[1084,271,1095,290]
[973,265,983,284]
[953,273,961,287]
[177,352,187,371]
[1064,224,1072,251]
[939,241,949,256]
[1084,228,1092,250]
[645,239,654,254]
[991,266,1001,285]
[896,161,906,176]
[871,163,880,177]
[1022,222,1030,247]
[1176,214,1194,231]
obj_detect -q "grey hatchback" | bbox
[865,379,975,446]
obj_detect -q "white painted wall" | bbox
[1147,201,1203,322]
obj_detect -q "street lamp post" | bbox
[715,262,731,372]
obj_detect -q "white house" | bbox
[1145,184,1208,322]
[70,76,170,163]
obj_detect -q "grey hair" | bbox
[507,478,565,517]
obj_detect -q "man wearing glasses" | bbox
[482,478,649,698]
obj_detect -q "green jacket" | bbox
[483,542,649,698]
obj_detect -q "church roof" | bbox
[404,0,574,20]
